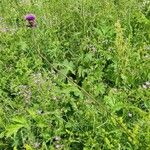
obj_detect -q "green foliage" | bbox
[0,0,150,149]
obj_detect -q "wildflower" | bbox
[52,96,57,100]
[141,81,150,89]
[89,44,97,53]
[34,142,40,148]
[128,112,132,117]
[0,27,17,33]
[25,14,36,27]
[55,144,62,149]
[112,88,118,92]
[37,109,43,115]
[144,45,150,50]
[145,81,150,86]
[53,136,61,142]
[144,55,149,58]
[0,27,9,32]
[142,84,147,89]
[18,85,32,102]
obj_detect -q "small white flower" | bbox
[54,136,61,141]
[145,81,150,86]
[55,144,62,149]
[52,97,57,100]
[34,142,40,148]
[37,109,43,114]
[128,112,132,117]
[144,55,149,58]
[112,88,118,92]
[142,84,147,89]
[18,85,32,101]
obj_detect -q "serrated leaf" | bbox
[12,116,28,125]
[27,109,37,119]
[62,60,75,74]
[11,116,29,129]
[5,124,24,137]
[112,102,125,113]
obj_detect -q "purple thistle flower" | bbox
[25,14,36,27]
[25,14,36,21]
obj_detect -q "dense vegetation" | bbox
[0,0,150,149]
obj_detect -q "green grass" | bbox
[0,0,150,149]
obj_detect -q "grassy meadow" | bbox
[0,0,150,149]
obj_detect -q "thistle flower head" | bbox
[25,14,36,27]
[25,14,36,21]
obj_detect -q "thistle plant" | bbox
[25,14,36,27]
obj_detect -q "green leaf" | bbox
[13,146,17,150]
[112,102,125,113]
[24,144,33,150]
[0,131,5,138]
[11,116,29,129]
[5,124,24,137]
[27,109,37,119]
[12,116,28,125]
